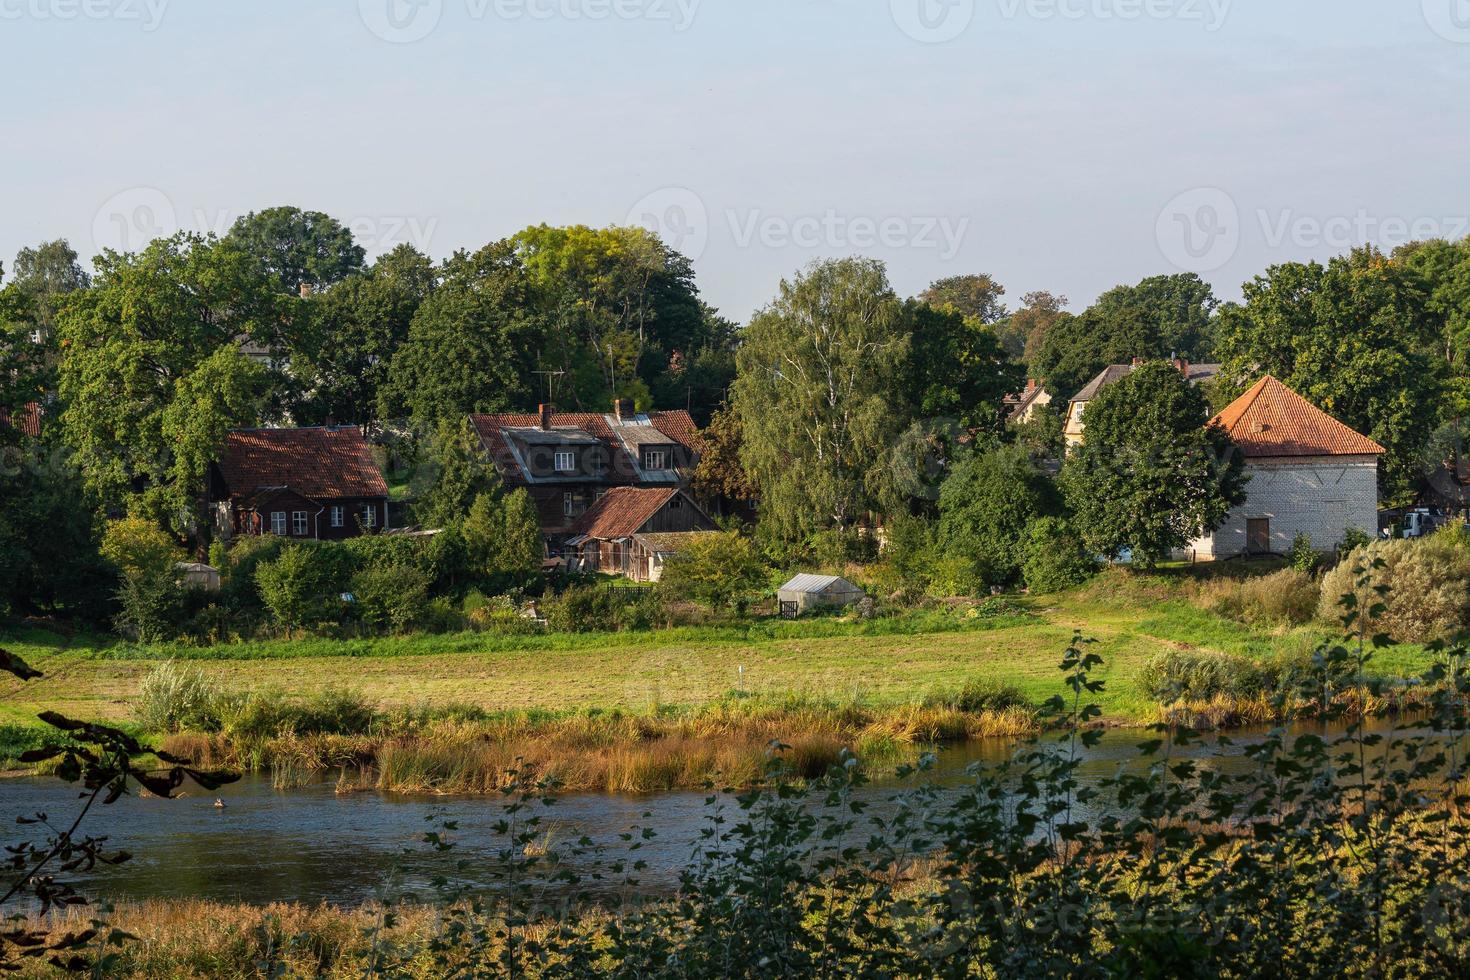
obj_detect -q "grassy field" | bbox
[3,569,1420,740]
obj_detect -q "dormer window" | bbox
[555,451,577,473]
[643,449,669,470]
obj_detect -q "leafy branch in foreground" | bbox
[0,647,238,973]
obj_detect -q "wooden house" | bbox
[563,487,717,580]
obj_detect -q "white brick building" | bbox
[1190,376,1383,558]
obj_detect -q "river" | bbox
[0,718,1442,908]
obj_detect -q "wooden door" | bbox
[1247,518,1271,554]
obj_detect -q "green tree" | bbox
[1212,246,1438,500]
[906,300,1024,436]
[10,238,90,340]
[1021,516,1097,593]
[919,273,1007,323]
[732,258,910,539]
[1000,290,1069,364]
[56,233,288,525]
[226,206,365,293]
[383,242,542,425]
[513,224,709,407]
[100,517,182,641]
[463,488,543,580]
[938,443,1062,586]
[691,403,757,512]
[1033,274,1217,398]
[296,244,435,425]
[658,531,766,612]
[255,543,344,632]
[1060,361,1246,567]
[416,418,502,530]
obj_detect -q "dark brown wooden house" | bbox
[210,427,390,541]
[564,487,717,580]
[470,399,704,550]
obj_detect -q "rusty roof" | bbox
[218,427,389,501]
[470,409,703,487]
[571,487,681,539]
[0,403,42,439]
[1211,376,1385,459]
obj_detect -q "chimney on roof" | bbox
[299,282,314,299]
[1025,378,1038,393]
[1131,357,1143,368]
[614,398,636,422]
[539,403,553,431]
[1174,356,1190,377]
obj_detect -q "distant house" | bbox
[0,402,42,439]
[210,426,390,541]
[471,399,704,549]
[563,486,717,580]
[1005,380,1053,423]
[1190,376,1384,558]
[1065,358,1222,448]
[776,574,866,615]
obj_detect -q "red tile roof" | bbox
[469,409,703,486]
[571,487,680,539]
[1212,376,1385,459]
[0,403,41,438]
[218,427,389,500]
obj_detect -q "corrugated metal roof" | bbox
[778,574,863,595]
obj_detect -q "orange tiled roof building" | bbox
[1192,376,1383,558]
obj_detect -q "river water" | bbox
[0,719,1435,908]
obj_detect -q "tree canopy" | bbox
[226,206,366,294]
[1060,361,1246,566]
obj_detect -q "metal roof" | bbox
[777,574,864,595]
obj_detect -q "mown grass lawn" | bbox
[4,573,1431,735]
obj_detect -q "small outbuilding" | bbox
[776,574,866,616]
[174,562,221,592]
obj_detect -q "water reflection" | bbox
[0,718,1449,908]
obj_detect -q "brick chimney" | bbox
[614,398,636,422]
[1174,356,1191,378]
[539,403,553,431]
[299,282,314,299]
[1131,356,1143,367]
[1024,378,1038,393]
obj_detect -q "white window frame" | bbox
[644,449,668,470]
[362,505,377,529]
[669,495,683,510]
[554,450,576,473]
[270,511,287,535]
[330,505,344,528]
[292,511,309,536]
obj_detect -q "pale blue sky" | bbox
[3,0,1467,321]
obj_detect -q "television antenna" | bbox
[533,369,565,404]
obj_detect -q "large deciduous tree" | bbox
[382,242,543,426]
[1212,246,1438,501]
[1033,274,1217,399]
[733,258,910,539]
[938,443,1062,587]
[905,299,1024,436]
[226,206,366,294]
[1060,361,1245,567]
[55,233,282,533]
[919,273,1007,324]
[10,238,90,339]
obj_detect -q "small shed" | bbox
[776,574,865,615]
[174,562,221,592]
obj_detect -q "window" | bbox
[270,511,287,535]
[555,451,577,472]
[292,511,309,536]
[563,492,576,517]
[643,449,668,470]
[669,495,684,510]
[362,505,377,529]
[330,505,344,528]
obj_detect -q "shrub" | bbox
[923,679,1031,714]
[1287,533,1320,574]
[1021,517,1098,594]
[1318,536,1470,642]
[1138,650,1269,703]
[255,544,348,632]
[135,662,221,733]
[1338,526,1373,557]
[1201,568,1319,628]
[350,563,432,634]
[938,444,1061,586]
[658,532,767,612]
[544,584,663,633]
[114,565,182,643]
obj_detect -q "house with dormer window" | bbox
[470,399,704,550]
